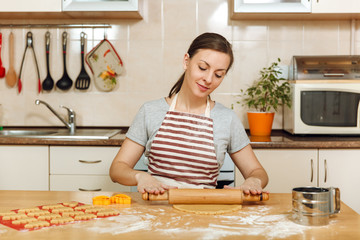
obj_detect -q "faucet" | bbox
[35,99,76,134]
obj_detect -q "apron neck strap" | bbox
[169,93,211,118]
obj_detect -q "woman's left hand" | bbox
[224,177,266,195]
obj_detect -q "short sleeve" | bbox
[227,113,250,154]
[126,104,148,147]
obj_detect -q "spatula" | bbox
[75,32,90,90]
[5,32,16,87]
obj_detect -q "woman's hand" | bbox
[224,177,266,195]
[135,172,177,194]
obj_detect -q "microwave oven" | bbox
[283,83,360,135]
[284,55,360,135]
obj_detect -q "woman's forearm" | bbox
[109,161,144,186]
[246,168,269,189]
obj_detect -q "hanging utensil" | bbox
[18,31,41,93]
[0,33,6,78]
[5,32,17,87]
[56,31,73,90]
[75,32,90,90]
[42,31,54,91]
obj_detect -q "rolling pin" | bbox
[142,189,269,204]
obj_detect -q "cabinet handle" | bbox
[324,159,327,183]
[78,160,102,164]
[78,188,102,192]
[310,159,314,182]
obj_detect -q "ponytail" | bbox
[168,73,185,98]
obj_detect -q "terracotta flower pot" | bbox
[247,112,275,136]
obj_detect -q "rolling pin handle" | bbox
[242,192,269,202]
[142,191,169,201]
[142,192,149,201]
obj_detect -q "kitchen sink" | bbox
[0,129,121,140]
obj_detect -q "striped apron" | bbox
[147,94,219,189]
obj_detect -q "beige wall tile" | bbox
[0,2,357,130]
[163,0,197,41]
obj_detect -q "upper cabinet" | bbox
[63,0,138,11]
[0,0,142,19]
[312,0,360,13]
[0,0,61,12]
[233,0,311,13]
[62,0,142,19]
[231,0,360,20]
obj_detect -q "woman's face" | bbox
[183,49,230,98]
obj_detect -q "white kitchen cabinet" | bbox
[312,0,360,13]
[0,145,49,190]
[63,0,139,11]
[0,0,61,12]
[318,149,360,214]
[235,148,360,214]
[231,0,360,19]
[235,149,318,193]
[232,0,311,13]
[49,146,130,192]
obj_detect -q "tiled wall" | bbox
[0,0,359,129]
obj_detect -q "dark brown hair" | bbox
[168,32,234,98]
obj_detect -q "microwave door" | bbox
[300,91,360,127]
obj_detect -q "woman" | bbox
[110,32,268,196]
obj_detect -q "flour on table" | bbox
[76,205,333,240]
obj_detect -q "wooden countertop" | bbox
[1,128,360,149]
[0,191,359,240]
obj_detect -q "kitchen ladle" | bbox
[5,32,16,87]
[0,33,6,78]
[56,32,73,90]
[42,31,54,91]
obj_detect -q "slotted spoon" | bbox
[75,32,90,90]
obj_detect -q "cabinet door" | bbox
[0,0,61,12]
[319,149,360,214]
[312,0,360,13]
[50,146,119,175]
[0,146,49,190]
[236,149,318,193]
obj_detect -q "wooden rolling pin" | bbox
[142,189,269,204]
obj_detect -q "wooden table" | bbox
[0,191,359,240]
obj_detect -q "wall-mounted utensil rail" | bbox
[0,24,112,29]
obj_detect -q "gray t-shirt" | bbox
[126,98,250,167]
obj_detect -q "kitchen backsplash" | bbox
[0,0,359,129]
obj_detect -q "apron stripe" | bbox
[148,155,218,171]
[155,134,214,146]
[157,128,214,141]
[161,122,213,135]
[149,153,218,168]
[164,116,213,129]
[150,146,216,161]
[152,140,216,153]
[149,161,219,176]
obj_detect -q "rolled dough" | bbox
[173,204,242,215]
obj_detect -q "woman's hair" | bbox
[168,32,234,98]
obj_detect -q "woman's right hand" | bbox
[135,172,177,194]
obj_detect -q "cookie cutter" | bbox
[92,194,131,205]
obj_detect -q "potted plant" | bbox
[237,58,291,136]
